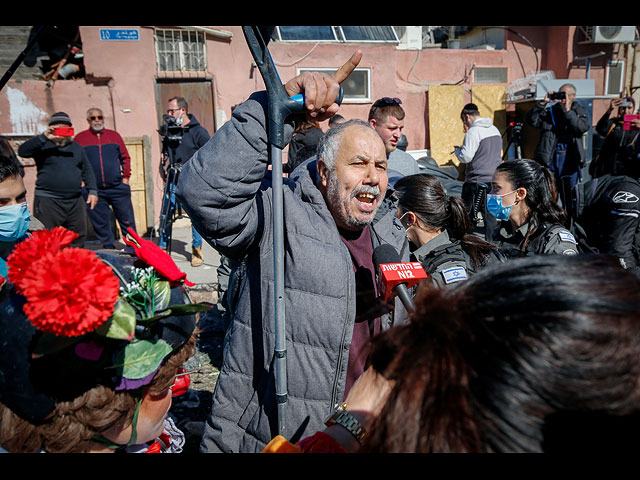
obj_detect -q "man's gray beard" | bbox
[326,172,380,230]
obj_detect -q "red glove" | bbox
[122,228,195,287]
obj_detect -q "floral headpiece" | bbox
[0,227,209,422]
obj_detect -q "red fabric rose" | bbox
[123,228,195,287]
[7,227,78,292]
[16,247,120,337]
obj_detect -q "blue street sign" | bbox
[99,29,140,41]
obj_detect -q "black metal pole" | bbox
[0,26,48,92]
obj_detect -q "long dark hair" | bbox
[394,173,497,269]
[494,159,566,250]
[359,255,640,452]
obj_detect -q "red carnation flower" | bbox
[8,227,78,292]
[18,247,120,337]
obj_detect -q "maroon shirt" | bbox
[339,225,381,399]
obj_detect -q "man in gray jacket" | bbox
[176,61,410,452]
[454,103,503,238]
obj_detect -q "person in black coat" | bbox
[158,96,211,266]
[590,96,636,178]
[17,112,98,247]
[526,83,590,204]
[287,120,323,173]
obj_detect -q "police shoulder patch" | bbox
[441,266,468,284]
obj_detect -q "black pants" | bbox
[34,195,87,246]
[462,181,497,241]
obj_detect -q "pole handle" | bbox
[242,26,343,150]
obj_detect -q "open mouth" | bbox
[354,192,378,212]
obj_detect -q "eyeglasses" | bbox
[167,108,181,115]
[90,116,103,121]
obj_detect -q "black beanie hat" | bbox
[48,112,72,126]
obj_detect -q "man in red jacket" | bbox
[74,108,137,249]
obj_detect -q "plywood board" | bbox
[471,84,507,154]
[427,85,465,167]
[124,137,148,235]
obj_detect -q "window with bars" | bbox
[155,28,207,72]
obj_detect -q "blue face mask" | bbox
[0,202,30,243]
[486,191,516,221]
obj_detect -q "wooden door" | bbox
[124,135,153,235]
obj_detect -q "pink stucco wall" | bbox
[1,25,634,228]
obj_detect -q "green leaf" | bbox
[139,303,212,323]
[152,280,171,313]
[113,338,173,380]
[95,298,137,340]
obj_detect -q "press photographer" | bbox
[525,83,590,205]
[157,96,210,265]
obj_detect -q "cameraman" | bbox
[158,96,210,266]
[525,83,590,203]
[590,96,636,178]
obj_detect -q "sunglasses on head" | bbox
[374,97,402,107]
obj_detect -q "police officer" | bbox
[578,173,640,269]
[394,173,504,288]
[488,159,579,257]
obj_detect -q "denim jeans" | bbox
[158,183,202,249]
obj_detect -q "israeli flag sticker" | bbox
[558,231,577,244]
[442,266,468,284]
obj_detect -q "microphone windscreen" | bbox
[373,244,401,269]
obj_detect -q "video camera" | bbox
[158,114,187,143]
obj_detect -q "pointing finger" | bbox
[333,50,362,84]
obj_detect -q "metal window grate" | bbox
[155,28,207,72]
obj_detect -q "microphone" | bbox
[373,244,428,314]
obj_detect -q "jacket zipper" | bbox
[97,132,106,188]
[330,245,354,408]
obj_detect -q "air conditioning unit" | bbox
[397,26,423,50]
[583,26,636,43]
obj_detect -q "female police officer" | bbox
[394,174,504,287]
[488,158,578,258]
